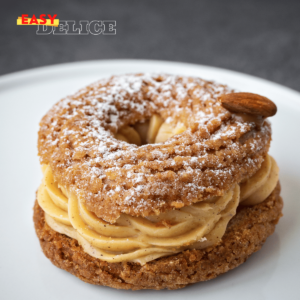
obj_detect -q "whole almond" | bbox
[219,92,277,117]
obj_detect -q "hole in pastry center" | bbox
[114,114,187,146]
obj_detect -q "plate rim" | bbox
[0,58,299,109]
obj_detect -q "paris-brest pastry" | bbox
[34,74,282,290]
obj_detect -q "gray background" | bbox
[1,0,300,91]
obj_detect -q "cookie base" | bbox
[33,182,283,290]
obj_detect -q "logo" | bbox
[17,15,116,35]
[17,14,59,26]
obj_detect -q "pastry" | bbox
[34,74,283,290]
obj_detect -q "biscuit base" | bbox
[33,182,283,290]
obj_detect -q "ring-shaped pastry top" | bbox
[38,74,272,223]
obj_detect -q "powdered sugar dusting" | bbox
[38,74,272,223]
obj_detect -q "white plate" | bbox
[0,60,300,300]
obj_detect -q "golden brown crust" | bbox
[33,182,283,290]
[38,74,272,223]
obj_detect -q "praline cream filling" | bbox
[38,165,240,265]
[37,116,279,265]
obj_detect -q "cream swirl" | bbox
[240,155,279,205]
[38,165,239,265]
[38,154,278,265]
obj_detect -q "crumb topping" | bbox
[38,74,271,223]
